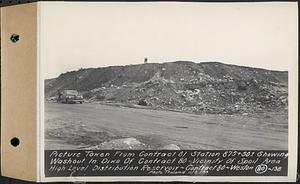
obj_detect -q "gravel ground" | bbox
[45,102,288,150]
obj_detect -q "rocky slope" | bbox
[45,61,288,114]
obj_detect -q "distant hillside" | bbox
[45,61,288,114]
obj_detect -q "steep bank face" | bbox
[45,61,288,114]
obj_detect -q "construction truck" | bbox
[57,90,84,104]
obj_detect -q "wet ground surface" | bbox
[45,102,288,150]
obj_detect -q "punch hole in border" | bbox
[10,33,20,43]
[10,137,20,147]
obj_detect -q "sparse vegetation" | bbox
[45,61,288,115]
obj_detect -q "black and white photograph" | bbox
[0,1,298,182]
[38,1,298,181]
[41,2,296,151]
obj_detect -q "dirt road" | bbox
[45,103,288,150]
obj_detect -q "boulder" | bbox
[237,81,247,90]
[138,99,149,106]
[161,144,180,150]
[86,138,148,150]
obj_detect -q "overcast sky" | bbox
[40,2,298,79]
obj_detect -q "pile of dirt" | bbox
[45,61,288,114]
[85,138,150,150]
[85,137,181,150]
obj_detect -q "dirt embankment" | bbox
[45,61,288,114]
